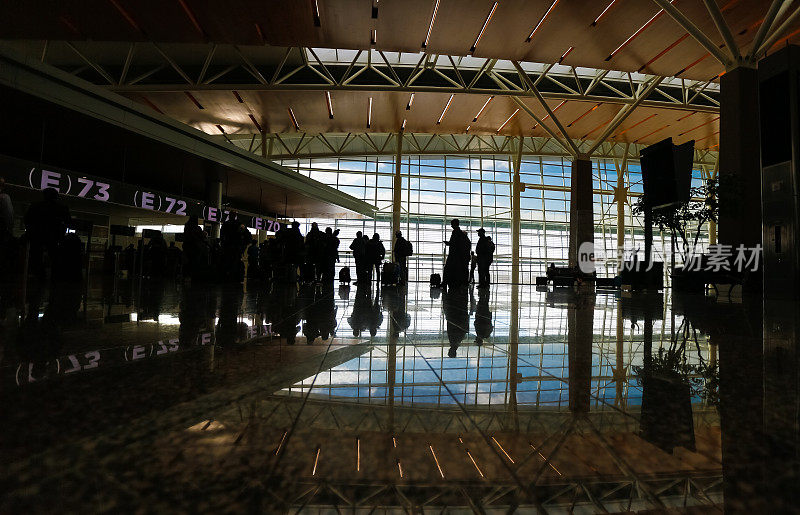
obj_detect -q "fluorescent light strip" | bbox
[592,0,618,26]
[313,0,321,27]
[473,96,494,122]
[496,108,519,133]
[397,459,403,477]
[558,46,574,64]
[325,91,334,119]
[491,436,515,463]
[606,0,675,61]
[466,450,485,477]
[401,118,407,131]
[423,0,441,48]
[529,442,561,475]
[312,447,320,475]
[406,93,415,110]
[465,124,471,132]
[567,102,601,127]
[527,0,559,42]
[275,430,287,455]
[367,97,373,128]
[356,438,361,472]
[437,94,454,124]
[370,28,377,45]
[429,445,445,478]
[532,100,566,130]
[288,107,300,130]
[470,2,498,54]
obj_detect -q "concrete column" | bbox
[718,66,761,249]
[511,138,523,284]
[568,295,594,414]
[391,132,403,258]
[569,157,593,269]
[208,179,222,239]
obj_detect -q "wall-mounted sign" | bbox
[1,154,281,232]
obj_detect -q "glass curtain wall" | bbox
[279,154,710,283]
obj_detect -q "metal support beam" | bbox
[756,5,800,58]
[650,0,734,68]
[746,0,786,62]
[511,137,523,285]
[392,131,404,256]
[701,0,741,62]
[588,77,663,155]
[512,61,580,156]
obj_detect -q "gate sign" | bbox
[3,154,280,232]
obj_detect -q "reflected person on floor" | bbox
[472,287,493,345]
[443,287,469,357]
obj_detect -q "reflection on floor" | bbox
[0,276,796,512]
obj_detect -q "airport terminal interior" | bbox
[0,1,799,512]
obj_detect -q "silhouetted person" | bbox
[304,222,324,282]
[217,283,245,346]
[220,212,250,281]
[24,188,71,278]
[286,221,305,282]
[366,233,385,284]
[322,227,339,283]
[394,231,413,284]
[350,231,367,283]
[443,288,469,357]
[469,251,477,284]
[167,241,182,278]
[442,219,470,292]
[183,215,208,280]
[472,287,493,345]
[475,228,495,288]
[145,233,167,278]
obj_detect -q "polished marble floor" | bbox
[0,275,796,512]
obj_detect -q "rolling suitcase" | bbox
[429,273,442,287]
[339,266,351,284]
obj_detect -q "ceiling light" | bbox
[497,109,520,133]
[288,107,300,130]
[678,116,720,137]
[606,0,675,61]
[429,445,445,478]
[437,94,454,124]
[558,46,574,64]
[526,0,559,42]
[406,93,415,110]
[248,114,263,133]
[634,124,670,143]
[567,103,602,127]
[613,113,657,138]
[325,91,334,119]
[367,97,373,128]
[313,0,321,27]
[592,0,619,26]
[423,0,441,48]
[473,96,494,122]
[532,100,566,129]
[466,124,471,132]
[185,91,204,110]
[370,28,377,45]
[470,2,498,54]
[401,118,407,131]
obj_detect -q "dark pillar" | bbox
[568,295,594,414]
[569,157,593,269]
[718,67,761,249]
